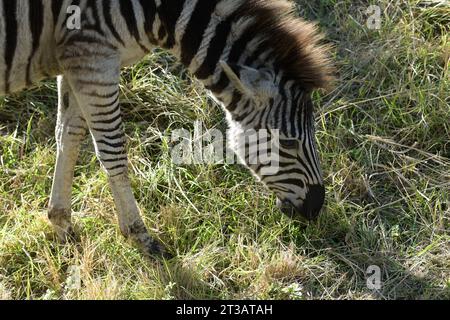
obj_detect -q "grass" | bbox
[0,0,449,300]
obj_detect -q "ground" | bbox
[0,0,449,299]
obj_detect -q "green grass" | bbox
[0,0,449,300]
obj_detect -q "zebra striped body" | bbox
[0,0,151,93]
[0,0,333,257]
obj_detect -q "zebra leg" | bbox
[48,76,87,242]
[59,53,170,258]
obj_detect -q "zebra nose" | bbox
[277,185,325,221]
[300,185,325,220]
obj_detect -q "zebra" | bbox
[0,0,333,258]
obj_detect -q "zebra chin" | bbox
[276,185,325,221]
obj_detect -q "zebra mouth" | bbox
[276,191,324,221]
[276,198,302,218]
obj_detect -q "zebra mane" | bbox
[235,0,335,91]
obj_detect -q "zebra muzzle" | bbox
[276,185,325,221]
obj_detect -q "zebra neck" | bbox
[155,1,263,95]
[149,0,274,123]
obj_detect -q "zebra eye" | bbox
[279,139,297,149]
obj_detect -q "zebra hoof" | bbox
[131,232,173,260]
[48,207,77,243]
[123,220,173,259]
[144,239,173,260]
[58,226,79,243]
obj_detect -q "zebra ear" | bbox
[219,61,275,98]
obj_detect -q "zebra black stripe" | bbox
[194,13,235,80]
[119,1,140,41]
[118,0,150,52]
[180,0,219,66]
[138,0,157,43]
[51,0,63,26]
[158,0,184,48]
[102,0,125,45]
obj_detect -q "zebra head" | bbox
[219,61,325,221]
